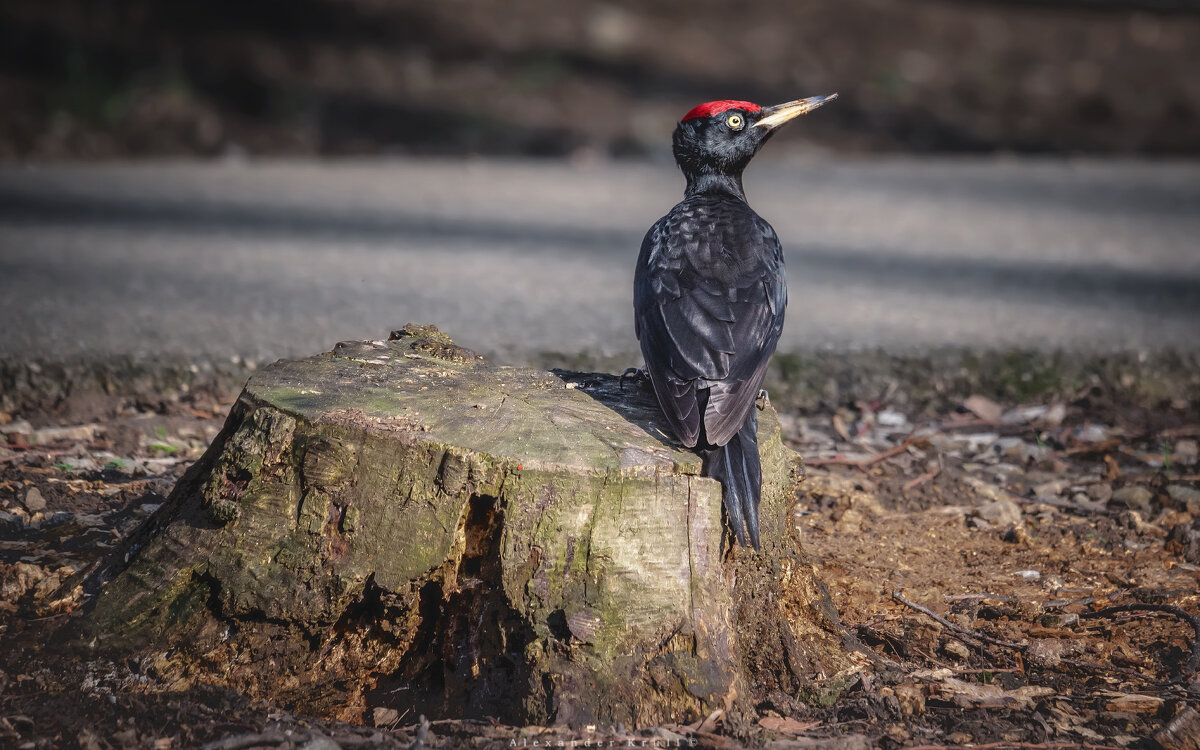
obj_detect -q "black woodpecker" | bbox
[633,94,837,550]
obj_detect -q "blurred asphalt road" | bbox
[1,157,1198,367]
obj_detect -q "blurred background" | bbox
[3,0,1199,160]
[1,0,1199,382]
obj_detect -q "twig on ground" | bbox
[1010,495,1118,516]
[0,449,68,464]
[1079,603,1200,681]
[892,591,1025,652]
[902,466,940,491]
[1053,656,1165,684]
[944,593,1015,603]
[807,435,923,470]
[894,591,1198,685]
[28,611,72,622]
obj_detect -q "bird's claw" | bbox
[756,389,770,410]
[619,367,645,392]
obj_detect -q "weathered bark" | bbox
[77,325,854,726]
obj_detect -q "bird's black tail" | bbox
[702,412,762,550]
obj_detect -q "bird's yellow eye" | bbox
[726,114,744,129]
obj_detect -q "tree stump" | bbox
[78,325,854,727]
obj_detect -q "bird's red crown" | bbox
[681,100,762,122]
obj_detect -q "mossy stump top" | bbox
[79,325,853,727]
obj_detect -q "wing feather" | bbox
[634,196,786,449]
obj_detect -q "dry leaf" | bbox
[372,707,399,727]
[963,395,1003,422]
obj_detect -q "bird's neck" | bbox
[683,172,748,202]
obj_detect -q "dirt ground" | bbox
[1,361,1198,748]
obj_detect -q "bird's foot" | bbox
[756,389,770,410]
[619,367,646,392]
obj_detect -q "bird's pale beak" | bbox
[754,93,838,130]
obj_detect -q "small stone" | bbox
[1033,479,1071,498]
[1166,485,1200,514]
[942,639,970,660]
[21,488,45,513]
[1111,486,1153,511]
[1174,439,1199,466]
[60,456,100,472]
[0,419,32,435]
[1070,493,1107,513]
[1002,405,1048,424]
[27,424,100,446]
[967,517,993,531]
[962,476,1012,504]
[974,499,1022,527]
[1086,482,1113,504]
[834,507,864,533]
[997,438,1044,463]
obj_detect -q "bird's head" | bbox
[672,94,837,182]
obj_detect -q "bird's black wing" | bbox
[634,197,786,448]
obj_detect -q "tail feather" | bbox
[702,412,762,550]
